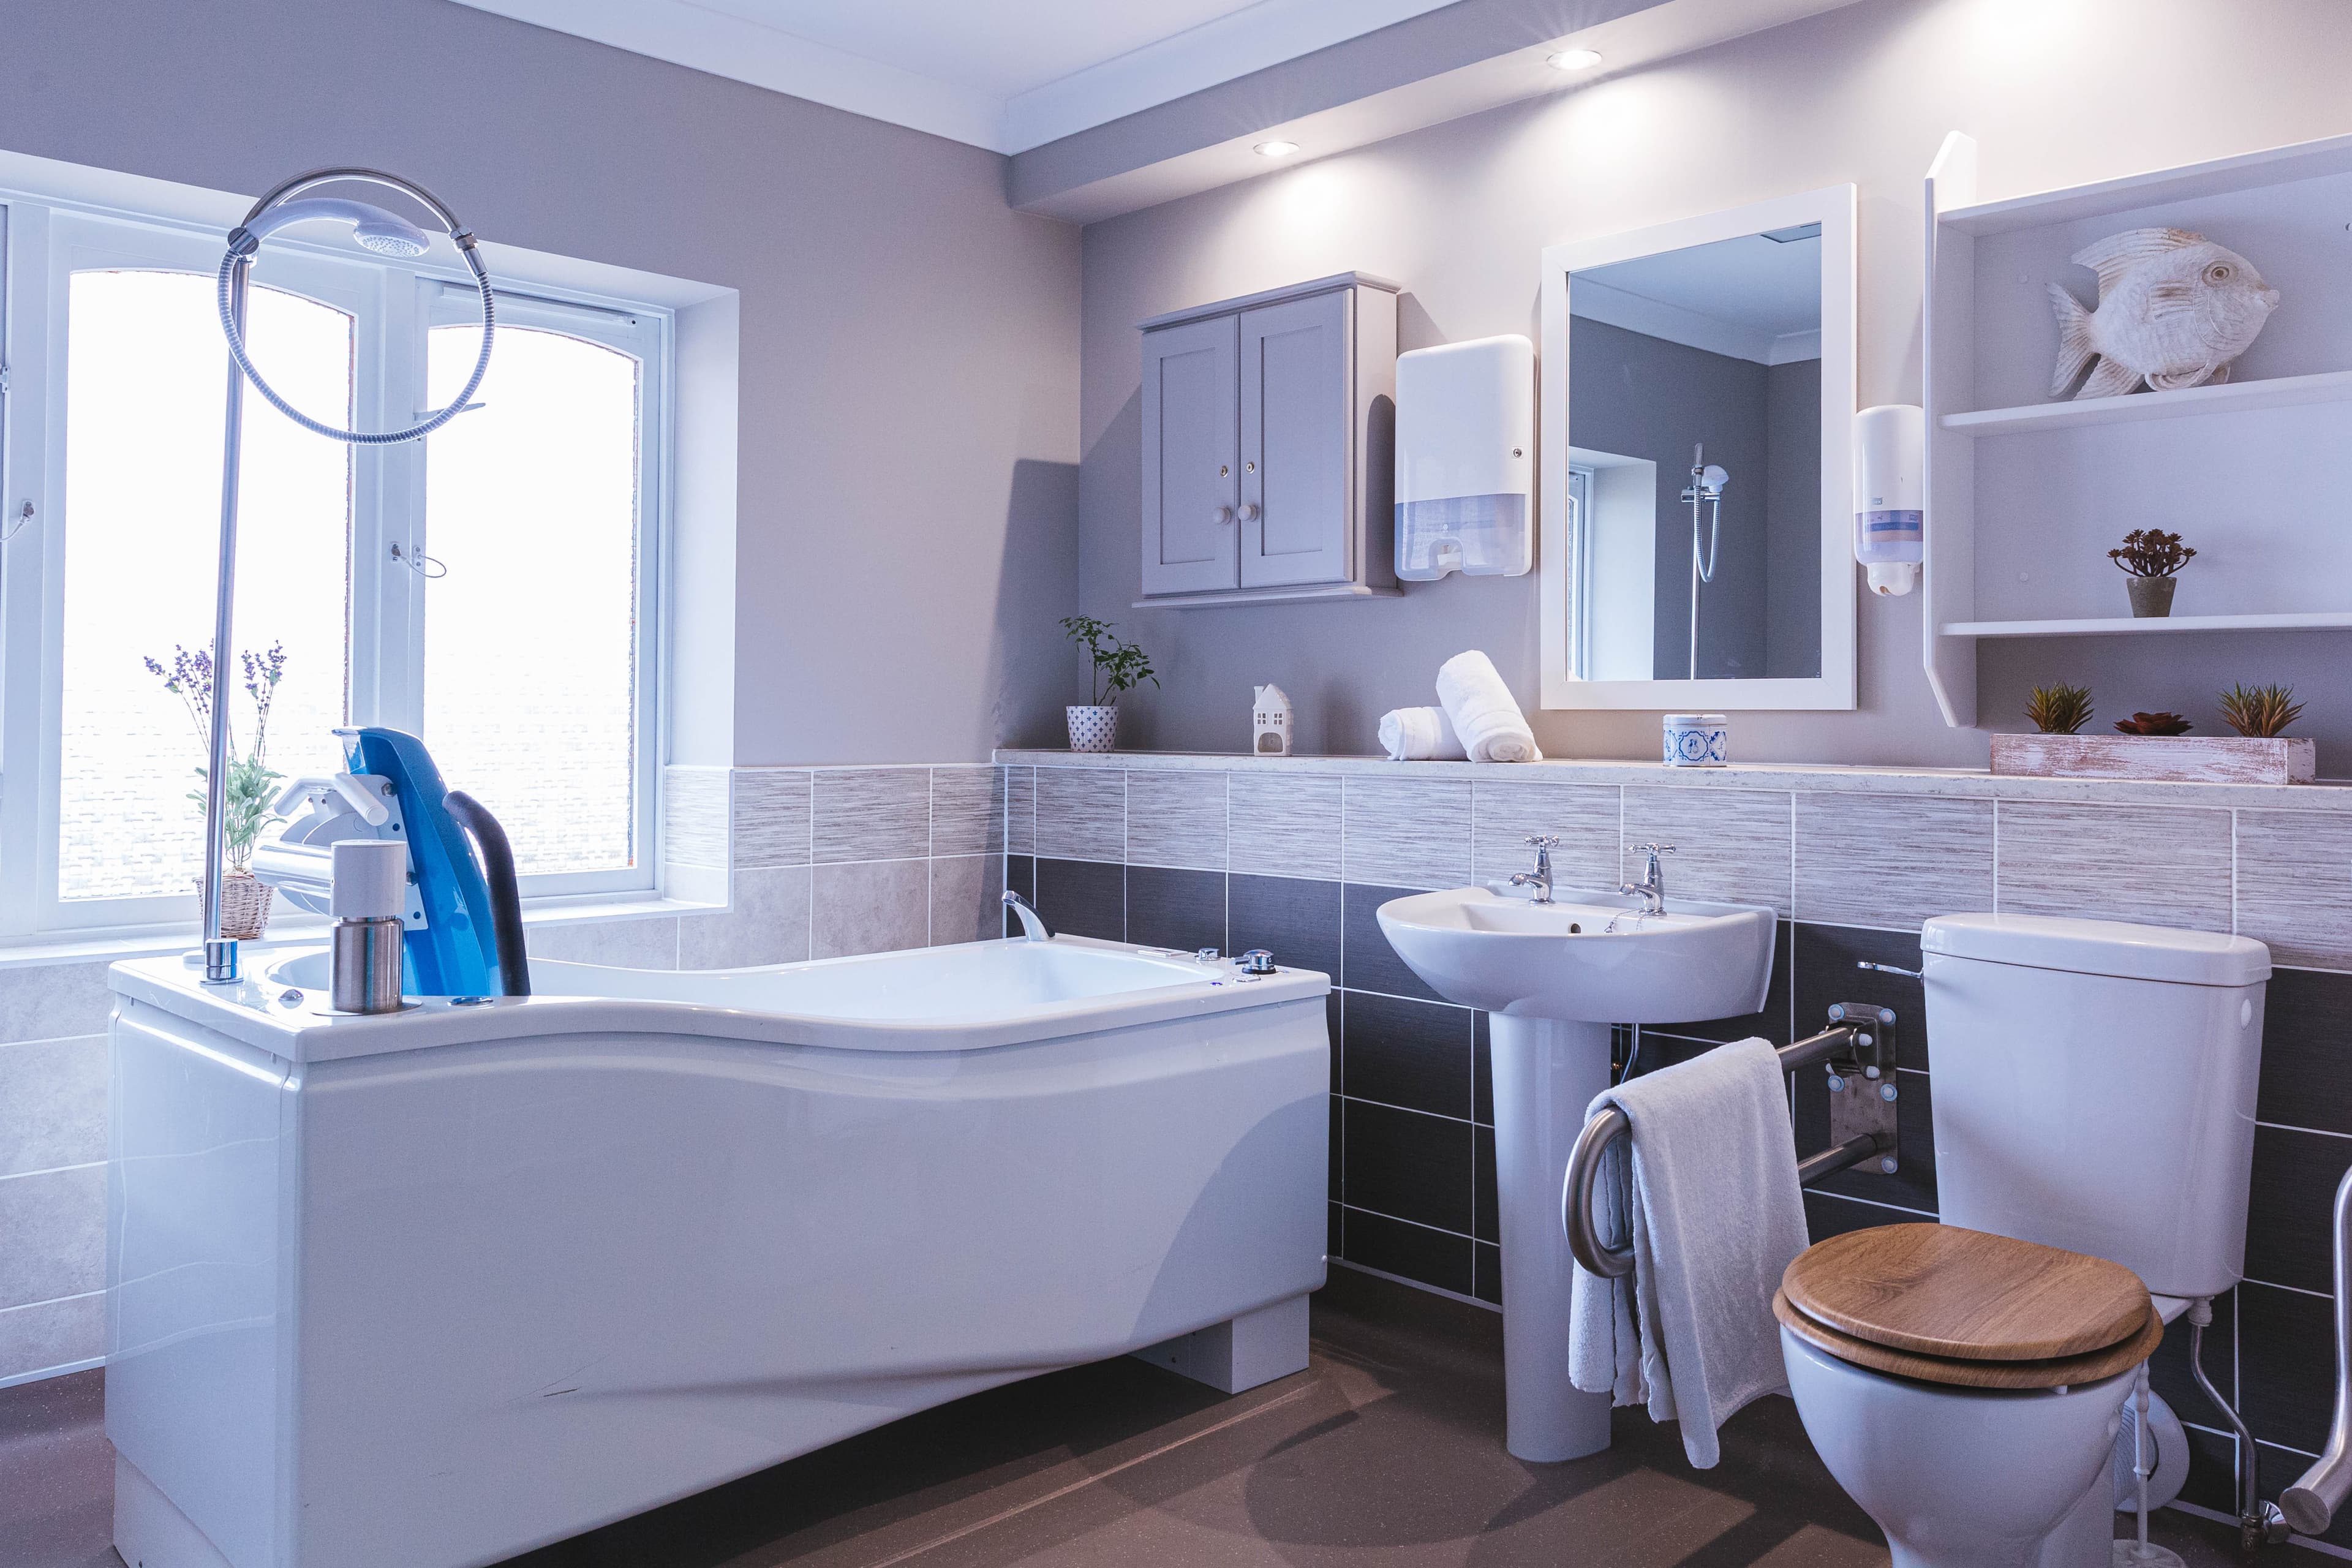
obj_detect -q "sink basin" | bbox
[1375,883,1776,1466]
[1377,886,1774,1022]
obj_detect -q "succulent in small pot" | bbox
[2114,711,2193,736]
[2109,529,2195,618]
[1060,615,1158,753]
[2024,682,2094,735]
[2219,682,2304,739]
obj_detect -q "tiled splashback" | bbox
[1001,753,2352,1548]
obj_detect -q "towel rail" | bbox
[2282,1166,2352,1537]
[1562,1009,1898,1280]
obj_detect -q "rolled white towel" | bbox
[1436,650,1542,763]
[1377,706,1468,761]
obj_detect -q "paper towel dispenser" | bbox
[1395,334,1535,581]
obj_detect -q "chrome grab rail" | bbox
[1562,1016,1894,1280]
[2283,1166,2352,1537]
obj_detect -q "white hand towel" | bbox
[1377,706,1468,761]
[1435,650,1542,763]
[1567,1037,1809,1469]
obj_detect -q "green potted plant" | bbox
[1059,616,1156,753]
[2108,529,2195,618]
[2219,682,2304,738]
[147,642,287,938]
[2024,683,2093,734]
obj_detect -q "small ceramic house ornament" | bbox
[1252,685,1293,756]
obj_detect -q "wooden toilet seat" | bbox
[1776,1223,2162,1389]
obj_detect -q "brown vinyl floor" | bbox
[1,1268,2272,1568]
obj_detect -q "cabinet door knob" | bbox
[1212,505,1234,524]
[1236,502,1260,522]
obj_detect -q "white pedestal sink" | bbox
[1377,885,1774,1463]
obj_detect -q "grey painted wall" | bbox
[2,0,1082,766]
[1765,357,1822,680]
[1075,0,2352,766]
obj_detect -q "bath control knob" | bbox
[1239,949,1276,975]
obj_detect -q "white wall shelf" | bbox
[1944,368,2352,436]
[1944,611,2352,639]
[1921,128,2352,728]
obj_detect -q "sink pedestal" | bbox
[1488,1014,1616,1462]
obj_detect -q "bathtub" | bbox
[104,935,1330,1568]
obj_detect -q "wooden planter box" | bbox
[1992,733,2316,785]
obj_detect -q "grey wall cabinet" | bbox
[1138,273,1399,606]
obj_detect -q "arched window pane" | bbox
[423,322,641,875]
[58,271,351,902]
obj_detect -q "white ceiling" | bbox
[447,0,1464,153]
[1572,233,1824,364]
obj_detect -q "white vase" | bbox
[1066,705,1119,753]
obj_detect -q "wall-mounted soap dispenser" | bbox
[1853,404,1923,596]
[1395,334,1534,581]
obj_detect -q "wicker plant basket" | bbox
[206,871,275,941]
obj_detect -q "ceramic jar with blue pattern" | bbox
[1663,712,1728,767]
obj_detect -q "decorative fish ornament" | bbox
[2048,227,2278,399]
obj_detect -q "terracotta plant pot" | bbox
[1066,704,1118,753]
[2125,575,2177,618]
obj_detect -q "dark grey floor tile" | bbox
[1341,1099,1472,1236]
[2245,1125,2352,1294]
[1034,856,1123,941]
[2149,1286,2236,1433]
[2239,1280,2335,1456]
[1339,1212,1472,1297]
[1229,873,1340,982]
[1341,990,1473,1120]
[1795,922,1931,1070]
[1341,883,1444,1002]
[2257,967,2352,1136]
[1125,864,1224,954]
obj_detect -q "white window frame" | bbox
[0,192,671,940]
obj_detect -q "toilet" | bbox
[1778,913,2271,1568]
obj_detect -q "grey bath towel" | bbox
[1567,1036,1809,1468]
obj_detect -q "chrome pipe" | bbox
[2283,1167,2352,1537]
[1562,1022,1875,1279]
[200,261,251,985]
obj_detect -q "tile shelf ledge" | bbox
[995,748,2352,810]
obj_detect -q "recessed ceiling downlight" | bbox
[1254,139,1301,158]
[1547,48,1603,70]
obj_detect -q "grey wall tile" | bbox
[929,855,1003,946]
[0,1290,104,1383]
[526,917,679,969]
[663,766,731,870]
[0,1036,106,1178]
[930,767,1005,857]
[1622,787,1793,915]
[0,965,113,1047]
[1229,773,1343,881]
[812,860,932,958]
[812,769,930,863]
[0,1166,105,1310]
[731,769,812,869]
[677,866,812,970]
[1995,800,2233,932]
[1007,767,1036,854]
[2237,809,2352,971]
[1344,777,1474,890]
[1033,767,1125,862]
[1125,771,1228,870]
[1472,781,1619,892]
[1795,793,1994,930]
[668,861,729,908]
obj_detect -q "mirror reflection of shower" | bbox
[1681,443,1730,679]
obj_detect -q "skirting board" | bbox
[1991,733,2316,785]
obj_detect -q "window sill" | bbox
[0,892,722,974]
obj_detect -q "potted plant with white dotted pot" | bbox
[1060,616,1156,753]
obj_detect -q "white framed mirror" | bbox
[1537,186,1857,709]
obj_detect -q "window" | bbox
[0,202,668,937]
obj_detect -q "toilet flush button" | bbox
[2241,998,2253,1026]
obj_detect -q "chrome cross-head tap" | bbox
[1620,842,1675,916]
[1001,888,1054,942]
[1509,834,1561,905]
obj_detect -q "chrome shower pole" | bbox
[201,263,252,984]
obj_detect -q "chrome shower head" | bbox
[1702,464,1730,491]
[234,196,431,258]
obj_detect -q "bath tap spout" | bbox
[1003,889,1054,942]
